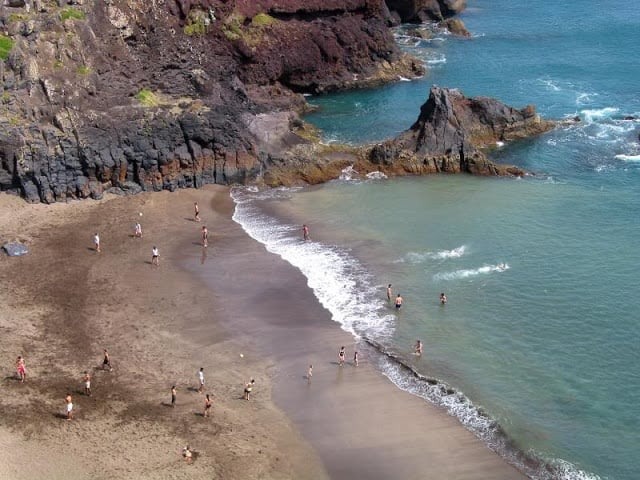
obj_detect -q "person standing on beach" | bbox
[395,294,403,310]
[415,340,423,356]
[440,293,447,305]
[302,224,310,241]
[151,246,160,267]
[338,346,346,366]
[387,284,393,302]
[194,202,201,222]
[83,371,92,396]
[203,394,212,417]
[353,351,359,367]
[198,368,205,393]
[16,356,26,382]
[307,365,313,384]
[134,222,143,238]
[93,233,101,253]
[201,226,209,248]
[65,393,73,420]
[102,349,113,371]
[171,386,177,407]
[244,379,255,400]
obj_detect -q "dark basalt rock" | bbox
[367,86,554,176]
[385,0,466,23]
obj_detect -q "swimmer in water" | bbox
[440,293,447,305]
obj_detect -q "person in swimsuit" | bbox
[171,385,177,407]
[415,340,423,356]
[183,445,193,463]
[201,226,208,248]
[134,222,142,238]
[102,349,112,371]
[93,233,100,253]
[395,294,403,309]
[244,379,255,400]
[151,246,159,267]
[16,356,26,382]
[194,202,201,222]
[440,293,447,305]
[338,346,346,366]
[83,371,91,396]
[353,351,359,367]
[198,367,205,393]
[387,284,393,302]
[203,394,212,417]
[307,364,313,384]
[302,224,310,241]
[65,393,73,420]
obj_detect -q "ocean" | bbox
[231,1,640,479]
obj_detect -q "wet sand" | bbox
[0,186,525,479]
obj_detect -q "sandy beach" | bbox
[0,186,524,479]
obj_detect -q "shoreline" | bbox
[184,188,527,479]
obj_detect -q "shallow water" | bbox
[233,1,640,478]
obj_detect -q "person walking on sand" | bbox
[171,385,177,407]
[415,340,423,356]
[440,292,447,305]
[387,284,393,302]
[134,222,143,238]
[65,393,73,420]
[102,349,113,371]
[194,202,201,222]
[182,445,193,463]
[151,246,160,267]
[244,379,255,400]
[93,233,101,253]
[201,226,208,248]
[198,367,205,393]
[338,346,346,366]
[16,355,26,382]
[307,365,313,384]
[302,224,310,241]
[83,371,92,396]
[203,394,212,417]
[395,294,403,310]
[353,351,359,367]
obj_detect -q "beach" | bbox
[0,186,524,479]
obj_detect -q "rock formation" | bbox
[385,0,466,23]
[0,1,553,204]
[0,0,422,203]
[367,86,554,176]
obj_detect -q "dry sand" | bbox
[0,186,526,479]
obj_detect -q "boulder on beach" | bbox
[3,242,29,257]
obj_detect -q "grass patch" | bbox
[0,35,15,61]
[251,13,274,27]
[184,9,210,36]
[60,7,85,21]
[77,65,91,75]
[222,13,245,42]
[135,88,159,107]
[53,60,63,69]
[8,13,29,23]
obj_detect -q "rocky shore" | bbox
[1,0,552,204]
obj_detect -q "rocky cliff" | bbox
[258,86,555,186]
[0,0,422,203]
[0,0,550,204]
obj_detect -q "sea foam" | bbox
[231,187,395,338]
[397,245,468,264]
[433,263,509,281]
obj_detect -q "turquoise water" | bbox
[233,2,640,479]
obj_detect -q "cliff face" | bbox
[0,0,421,203]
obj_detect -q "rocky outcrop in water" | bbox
[367,86,554,176]
[385,0,466,23]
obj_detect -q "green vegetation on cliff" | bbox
[0,35,15,60]
[60,7,85,22]
[135,88,159,107]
